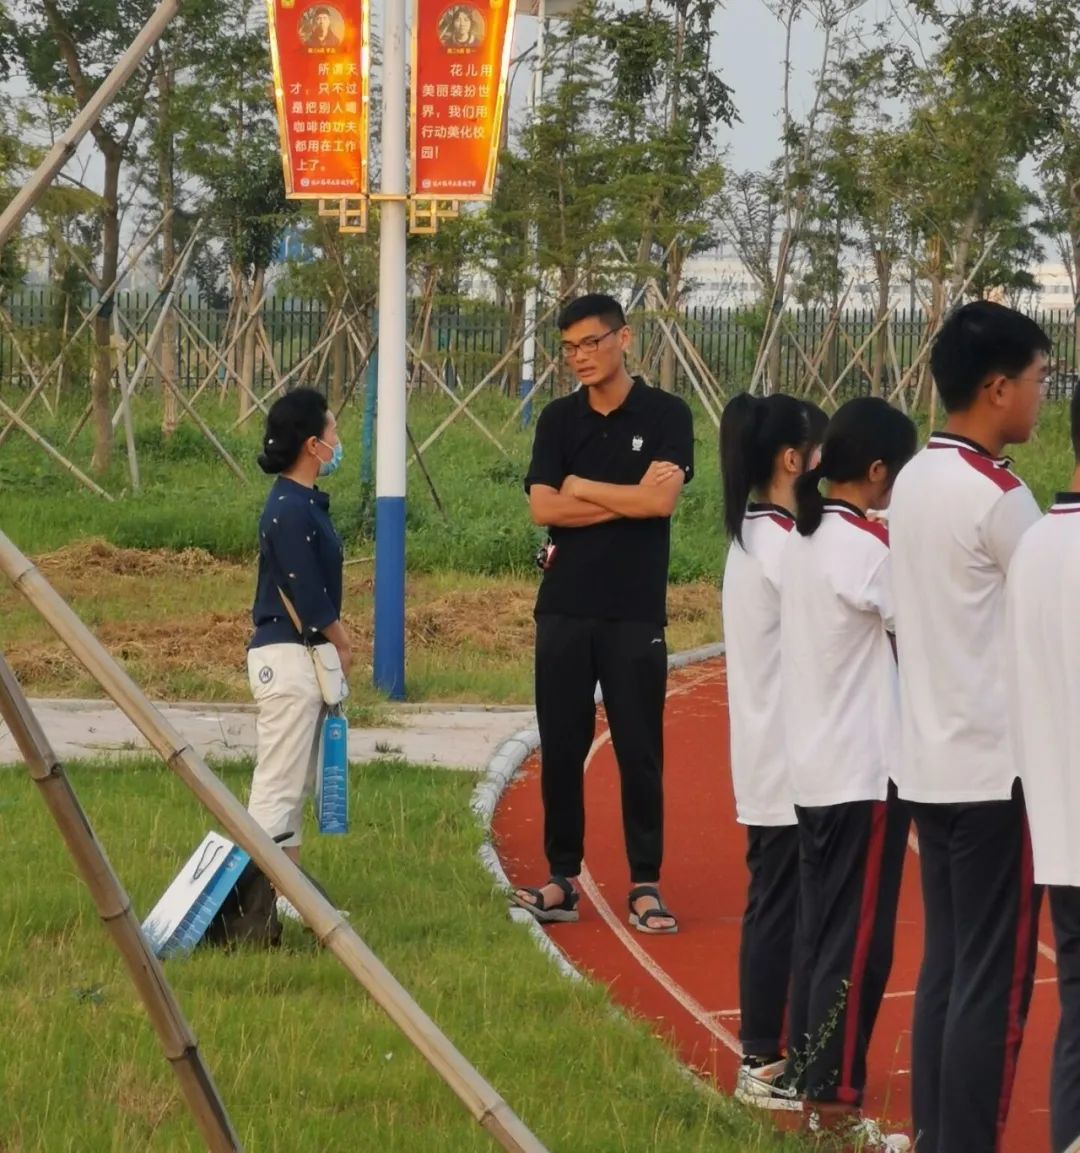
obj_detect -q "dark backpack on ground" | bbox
[201,832,336,950]
[203,856,283,949]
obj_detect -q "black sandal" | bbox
[511,876,580,923]
[628,885,678,935]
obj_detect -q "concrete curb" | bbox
[470,642,725,982]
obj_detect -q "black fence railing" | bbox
[2,290,1077,402]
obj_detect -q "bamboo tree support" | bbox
[406,422,446,518]
[672,325,725,409]
[335,320,376,418]
[748,228,796,395]
[115,316,247,484]
[776,285,853,404]
[818,311,892,409]
[0,655,242,1152]
[111,309,140,491]
[409,270,439,392]
[233,310,350,429]
[404,339,510,458]
[0,396,113,500]
[1,219,172,452]
[887,322,907,414]
[173,298,268,409]
[0,0,181,247]
[110,226,203,431]
[299,307,342,393]
[416,280,584,458]
[500,358,560,432]
[0,310,55,426]
[54,295,71,410]
[0,533,549,1153]
[887,237,1000,412]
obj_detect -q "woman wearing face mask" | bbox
[246,388,350,916]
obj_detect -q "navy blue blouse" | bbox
[250,477,344,649]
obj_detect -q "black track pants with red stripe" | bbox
[907,780,1043,1153]
[785,781,909,1104]
[1049,885,1080,1153]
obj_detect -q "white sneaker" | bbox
[275,895,304,923]
[807,1112,911,1151]
[734,1060,802,1112]
[274,895,350,926]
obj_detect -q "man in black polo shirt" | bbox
[512,293,694,933]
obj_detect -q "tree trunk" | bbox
[659,244,685,393]
[238,266,266,418]
[872,249,892,397]
[331,324,345,406]
[158,54,179,435]
[91,146,122,474]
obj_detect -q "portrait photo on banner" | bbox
[300,3,344,50]
[437,3,486,51]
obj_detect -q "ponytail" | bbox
[719,392,823,546]
[794,464,826,535]
[720,394,765,545]
[795,397,918,537]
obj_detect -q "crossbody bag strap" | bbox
[277,587,309,644]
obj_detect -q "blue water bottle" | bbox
[318,708,349,835]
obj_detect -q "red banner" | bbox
[410,0,517,200]
[267,0,371,199]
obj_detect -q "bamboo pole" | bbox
[416,283,582,457]
[231,310,349,430]
[0,655,242,1152]
[55,296,71,410]
[0,0,181,247]
[0,396,113,500]
[115,319,247,483]
[112,310,140,490]
[174,300,266,409]
[818,310,892,408]
[2,219,171,452]
[0,533,548,1153]
[499,358,559,432]
[404,338,510,458]
[110,226,203,431]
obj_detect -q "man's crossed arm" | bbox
[528,461,685,528]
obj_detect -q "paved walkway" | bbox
[0,698,534,771]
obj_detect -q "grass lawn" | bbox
[0,756,804,1153]
[0,391,723,704]
[0,390,1075,706]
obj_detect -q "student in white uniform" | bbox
[888,301,1050,1153]
[719,392,827,1104]
[781,396,916,1151]
[1007,383,1080,1153]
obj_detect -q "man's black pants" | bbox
[1049,886,1080,1153]
[786,782,909,1105]
[906,780,1042,1153]
[739,824,800,1058]
[534,614,667,884]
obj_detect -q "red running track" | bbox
[492,658,1059,1151]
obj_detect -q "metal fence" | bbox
[2,289,1078,402]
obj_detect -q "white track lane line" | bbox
[577,671,743,1057]
[571,663,1057,1068]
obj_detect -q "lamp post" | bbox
[373,0,408,700]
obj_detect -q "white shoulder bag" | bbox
[277,588,350,707]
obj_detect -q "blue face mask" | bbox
[318,439,344,478]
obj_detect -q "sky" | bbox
[505,0,927,172]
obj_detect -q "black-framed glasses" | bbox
[560,327,620,359]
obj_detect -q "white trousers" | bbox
[246,643,325,848]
